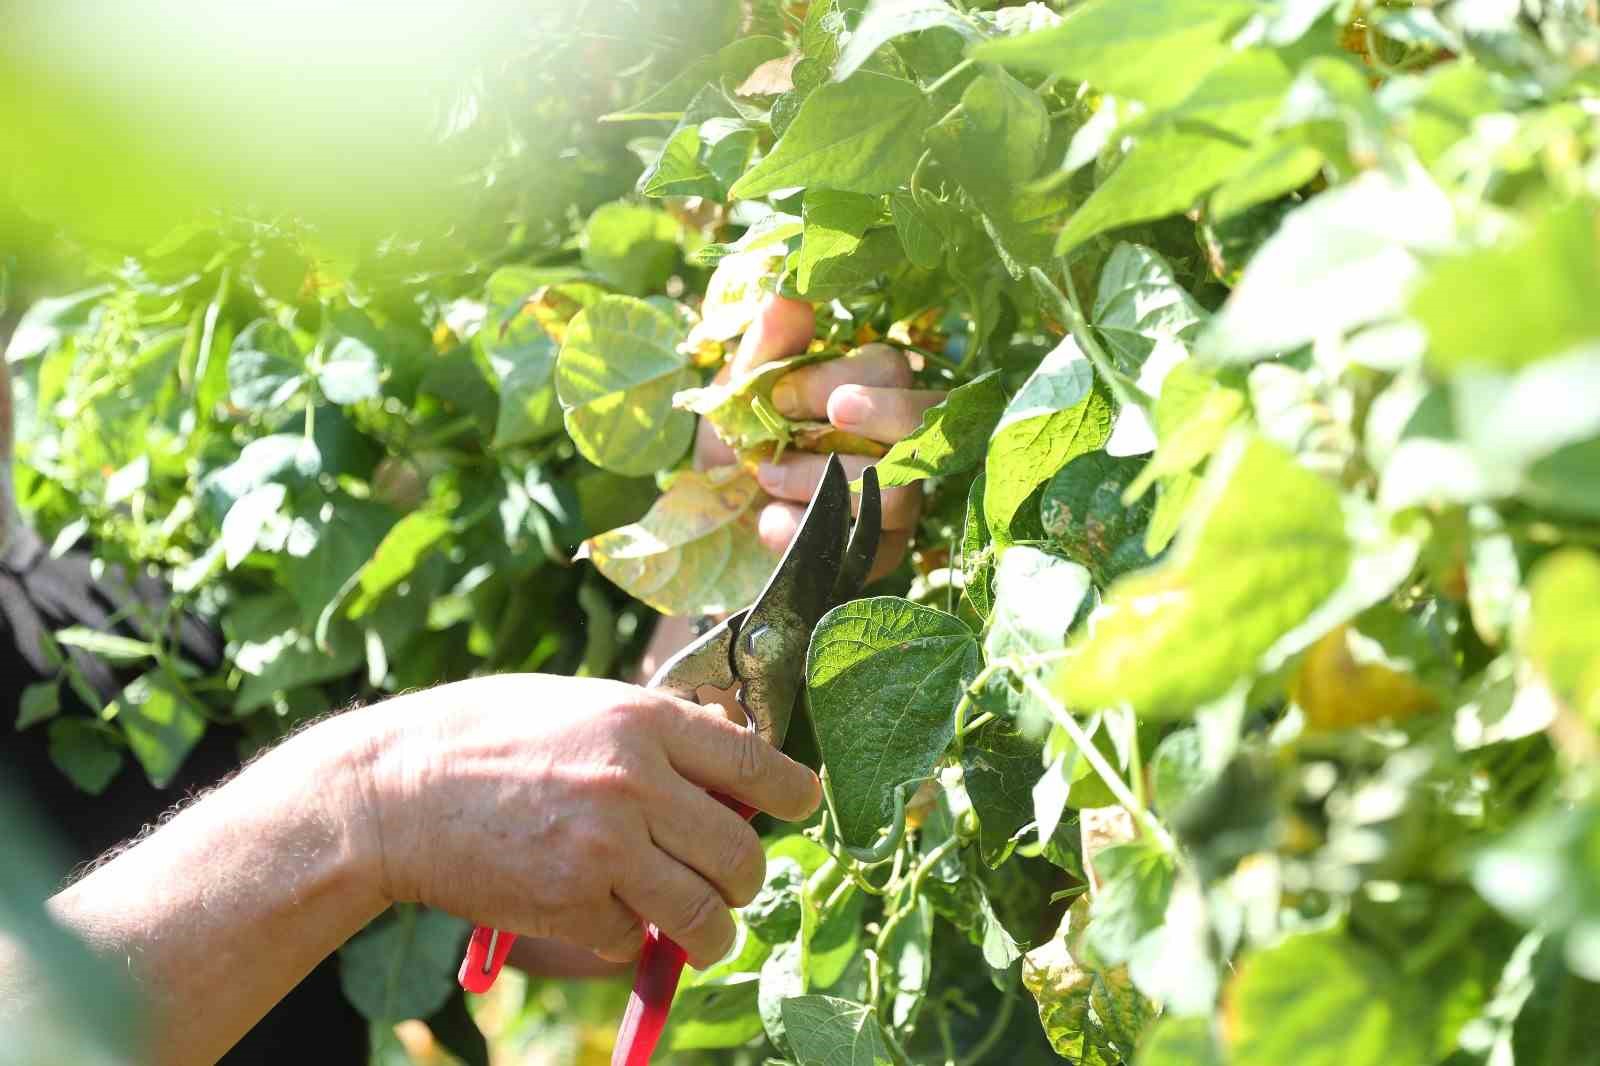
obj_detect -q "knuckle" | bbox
[735,728,765,786]
[724,828,765,906]
[678,886,728,944]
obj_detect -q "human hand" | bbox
[360,674,821,969]
[694,296,945,582]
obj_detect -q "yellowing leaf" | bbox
[1526,548,1600,724]
[1290,623,1438,732]
[582,467,777,616]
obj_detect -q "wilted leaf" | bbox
[583,467,776,617]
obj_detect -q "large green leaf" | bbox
[228,321,306,412]
[973,0,1257,109]
[1084,841,1175,968]
[961,717,1045,866]
[1511,938,1600,1066]
[47,719,124,796]
[112,673,207,789]
[873,370,1006,488]
[796,190,881,294]
[1201,164,1455,363]
[807,597,980,849]
[1054,51,1294,254]
[781,996,895,1066]
[1092,243,1206,369]
[1224,931,1429,1066]
[730,72,931,199]
[984,337,1113,540]
[556,295,697,476]
[338,906,470,1023]
[1136,1016,1223,1066]
[579,202,681,296]
[1412,200,1600,373]
[478,267,563,449]
[835,0,984,82]
[1060,436,1351,716]
[582,468,776,617]
[1040,452,1156,583]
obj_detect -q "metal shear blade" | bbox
[647,455,880,750]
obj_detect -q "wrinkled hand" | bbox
[695,296,945,581]
[363,675,821,968]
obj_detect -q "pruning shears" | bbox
[458,455,881,1066]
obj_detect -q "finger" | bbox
[647,783,767,907]
[505,936,632,978]
[757,501,803,556]
[828,386,946,445]
[616,851,738,968]
[755,454,922,530]
[573,898,647,964]
[730,296,816,375]
[656,700,822,822]
[770,343,911,420]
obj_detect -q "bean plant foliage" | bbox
[9,1,1600,1064]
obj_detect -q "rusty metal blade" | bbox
[733,454,850,747]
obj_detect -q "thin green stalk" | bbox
[1029,267,1153,410]
[1018,673,1175,852]
[956,982,1017,1066]
[925,58,975,97]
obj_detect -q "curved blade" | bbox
[832,465,880,605]
[734,455,850,747]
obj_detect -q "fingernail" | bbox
[756,463,785,493]
[830,388,868,428]
[771,380,799,418]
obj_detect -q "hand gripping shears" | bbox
[458,455,881,1066]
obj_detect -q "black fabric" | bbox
[0,539,368,1064]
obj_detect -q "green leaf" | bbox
[579,202,681,297]
[1136,1016,1223,1066]
[1054,52,1294,254]
[835,0,983,82]
[279,494,396,629]
[1040,452,1156,583]
[1511,938,1600,1066]
[338,906,471,1023]
[890,190,949,270]
[881,895,933,1030]
[111,673,206,789]
[348,512,453,619]
[478,269,563,449]
[1225,931,1429,1066]
[675,350,833,453]
[973,0,1255,108]
[582,468,776,617]
[1093,243,1206,368]
[606,35,789,120]
[556,295,696,476]
[1413,200,1600,373]
[807,597,980,849]
[962,717,1045,866]
[791,227,904,301]
[797,190,882,294]
[17,680,60,731]
[1084,841,1175,968]
[1474,799,1600,980]
[928,69,1050,199]
[1201,164,1455,363]
[757,938,806,1054]
[1125,363,1246,501]
[984,337,1113,540]
[985,546,1091,663]
[730,72,932,199]
[873,370,1006,488]
[1060,435,1351,716]
[47,719,124,796]
[316,335,381,404]
[227,321,305,412]
[669,974,765,1051]
[53,627,161,663]
[1526,549,1600,723]
[782,996,895,1066]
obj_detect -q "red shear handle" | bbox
[611,791,755,1066]
[459,924,518,994]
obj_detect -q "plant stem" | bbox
[1029,267,1153,410]
[925,59,975,97]
[1018,673,1175,852]
[955,982,1017,1066]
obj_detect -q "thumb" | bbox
[729,295,816,376]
